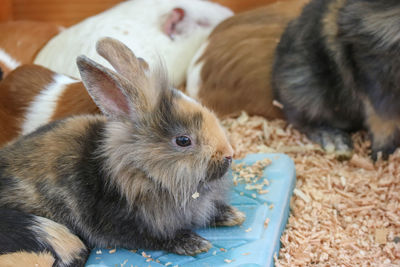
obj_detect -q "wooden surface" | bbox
[7,0,121,26]
[215,0,277,12]
[0,0,281,26]
[0,0,13,21]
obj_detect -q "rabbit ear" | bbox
[96,37,149,83]
[95,37,164,110]
[77,55,138,119]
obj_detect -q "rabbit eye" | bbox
[175,135,192,147]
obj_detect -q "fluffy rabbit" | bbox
[186,0,309,119]
[0,64,97,147]
[34,0,233,87]
[0,37,244,266]
[0,21,62,77]
[272,0,400,159]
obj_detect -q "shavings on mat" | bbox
[231,156,271,198]
[222,112,400,266]
[192,191,200,199]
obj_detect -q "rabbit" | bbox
[0,64,98,147]
[272,0,400,160]
[0,21,63,77]
[186,0,309,119]
[34,0,233,87]
[0,37,245,266]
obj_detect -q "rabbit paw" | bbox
[168,230,211,256]
[307,127,353,160]
[214,204,246,226]
[371,131,400,161]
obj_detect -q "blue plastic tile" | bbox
[85,153,296,267]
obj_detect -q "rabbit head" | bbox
[77,37,233,207]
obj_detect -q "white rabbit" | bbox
[34,0,233,87]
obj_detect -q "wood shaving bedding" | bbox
[222,112,400,266]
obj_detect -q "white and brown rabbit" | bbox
[0,64,97,147]
[272,0,400,160]
[34,0,233,87]
[0,37,244,266]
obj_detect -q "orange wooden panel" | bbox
[0,0,13,21]
[3,0,283,25]
[11,0,121,26]
[213,0,277,13]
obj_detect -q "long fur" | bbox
[0,38,242,265]
[272,0,400,159]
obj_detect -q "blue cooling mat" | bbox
[86,153,296,267]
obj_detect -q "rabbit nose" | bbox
[224,156,232,165]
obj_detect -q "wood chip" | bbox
[375,228,388,245]
[109,248,116,254]
[221,112,400,266]
[293,188,311,203]
[224,259,233,263]
[264,218,270,228]
[192,191,200,199]
[350,154,374,170]
[258,189,269,194]
[273,100,284,109]
[141,252,150,258]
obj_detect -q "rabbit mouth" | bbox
[205,158,231,181]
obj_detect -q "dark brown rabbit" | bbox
[272,0,400,159]
[0,37,244,266]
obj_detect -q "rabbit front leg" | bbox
[212,201,246,227]
[161,229,212,256]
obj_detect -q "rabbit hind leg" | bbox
[305,125,354,160]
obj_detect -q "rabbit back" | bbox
[273,0,364,131]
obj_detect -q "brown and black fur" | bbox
[0,208,88,267]
[0,37,244,266]
[272,0,400,159]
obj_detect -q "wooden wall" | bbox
[0,0,278,26]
